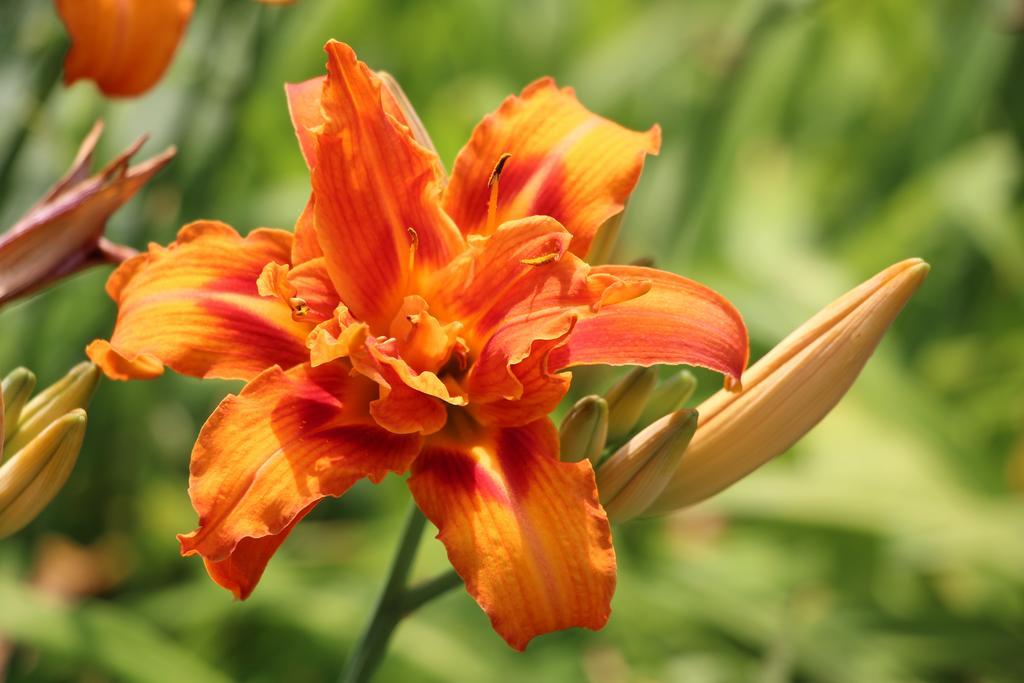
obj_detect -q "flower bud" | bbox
[0,409,87,538]
[559,395,609,463]
[604,366,658,442]
[5,362,100,455]
[0,121,173,307]
[646,258,930,514]
[597,408,698,523]
[2,368,37,450]
[635,370,698,428]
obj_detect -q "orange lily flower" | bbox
[87,41,749,649]
[55,0,293,98]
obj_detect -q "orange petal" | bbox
[87,221,312,382]
[388,295,465,374]
[355,331,463,435]
[56,0,195,98]
[284,80,327,264]
[312,41,464,332]
[203,502,315,600]
[285,77,325,169]
[305,313,454,435]
[179,363,421,597]
[443,78,660,257]
[469,325,573,428]
[291,194,323,264]
[256,257,338,324]
[426,216,636,419]
[548,265,750,382]
[428,216,614,346]
[409,418,615,650]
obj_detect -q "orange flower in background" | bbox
[87,41,749,649]
[56,0,195,97]
[55,0,293,97]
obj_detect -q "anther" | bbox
[289,297,310,321]
[407,227,419,272]
[488,153,512,188]
[520,252,559,266]
[486,153,512,234]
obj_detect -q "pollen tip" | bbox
[288,297,310,320]
[488,153,512,187]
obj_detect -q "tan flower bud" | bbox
[604,366,658,441]
[5,362,100,455]
[646,258,930,514]
[2,368,37,451]
[0,121,173,307]
[559,395,609,463]
[635,370,698,428]
[0,409,87,538]
[597,408,698,523]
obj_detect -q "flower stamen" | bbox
[520,252,559,266]
[486,153,512,234]
[288,297,310,321]
[407,227,419,273]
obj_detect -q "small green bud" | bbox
[635,370,698,428]
[5,362,99,455]
[2,368,37,448]
[604,366,658,442]
[559,395,608,463]
[0,409,87,538]
[597,408,698,523]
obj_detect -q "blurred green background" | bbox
[2,0,1023,681]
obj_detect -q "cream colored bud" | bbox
[635,370,698,428]
[559,395,609,463]
[604,367,658,442]
[0,409,87,538]
[5,362,100,455]
[645,258,930,515]
[598,408,698,523]
[2,368,37,450]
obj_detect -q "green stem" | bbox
[400,570,462,613]
[339,504,427,683]
[0,38,65,211]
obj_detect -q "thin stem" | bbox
[400,570,462,614]
[339,503,427,683]
[0,38,65,211]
